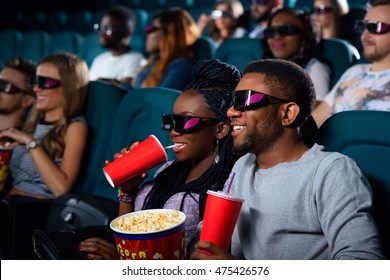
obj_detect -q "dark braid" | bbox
[142,59,242,220]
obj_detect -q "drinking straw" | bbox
[165,144,176,149]
[226,172,236,193]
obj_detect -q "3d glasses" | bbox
[231,90,291,111]
[162,114,219,134]
[263,24,303,39]
[354,20,390,35]
[29,76,61,90]
[0,79,25,94]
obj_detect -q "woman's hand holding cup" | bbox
[104,142,147,193]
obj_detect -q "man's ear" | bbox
[281,102,300,126]
[216,122,230,140]
[22,95,35,109]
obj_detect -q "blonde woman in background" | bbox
[0,53,89,201]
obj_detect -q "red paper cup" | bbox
[199,190,244,252]
[103,135,168,187]
[110,209,186,260]
[0,148,12,192]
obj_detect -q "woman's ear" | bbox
[215,122,230,139]
[281,102,300,126]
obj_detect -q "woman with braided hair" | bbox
[78,59,242,260]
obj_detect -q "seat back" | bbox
[81,32,106,67]
[292,0,312,12]
[44,11,68,33]
[19,31,50,63]
[73,81,126,195]
[48,31,84,57]
[318,38,360,88]
[215,38,262,72]
[194,36,216,61]
[90,87,181,200]
[64,10,93,35]
[188,7,213,22]
[0,30,22,69]
[132,8,149,37]
[315,110,390,259]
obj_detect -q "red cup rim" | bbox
[102,169,115,188]
[206,190,244,202]
[110,209,186,235]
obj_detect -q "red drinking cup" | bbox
[199,190,244,252]
[103,135,168,187]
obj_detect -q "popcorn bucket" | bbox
[110,209,186,260]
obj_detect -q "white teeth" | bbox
[174,143,185,147]
[233,125,244,131]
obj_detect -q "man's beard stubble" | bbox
[232,107,283,158]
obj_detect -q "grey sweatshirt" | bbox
[227,144,383,259]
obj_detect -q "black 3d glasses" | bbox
[162,114,219,134]
[313,5,333,15]
[231,90,291,111]
[354,20,390,35]
[0,79,25,94]
[263,24,303,39]
[29,76,61,90]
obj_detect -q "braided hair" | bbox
[141,59,242,220]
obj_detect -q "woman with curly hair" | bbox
[261,8,331,103]
[132,7,200,91]
[78,59,242,260]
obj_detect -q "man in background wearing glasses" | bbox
[0,58,36,132]
[89,5,145,89]
[246,0,283,38]
[312,0,390,128]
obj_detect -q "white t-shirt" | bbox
[324,63,390,114]
[89,51,145,81]
[305,58,331,101]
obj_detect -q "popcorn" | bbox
[113,210,182,233]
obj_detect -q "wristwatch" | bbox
[26,139,38,152]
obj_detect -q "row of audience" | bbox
[0,0,389,259]
[87,2,347,103]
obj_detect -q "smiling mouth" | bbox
[232,125,245,131]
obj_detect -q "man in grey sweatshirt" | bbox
[190,59,383,259]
